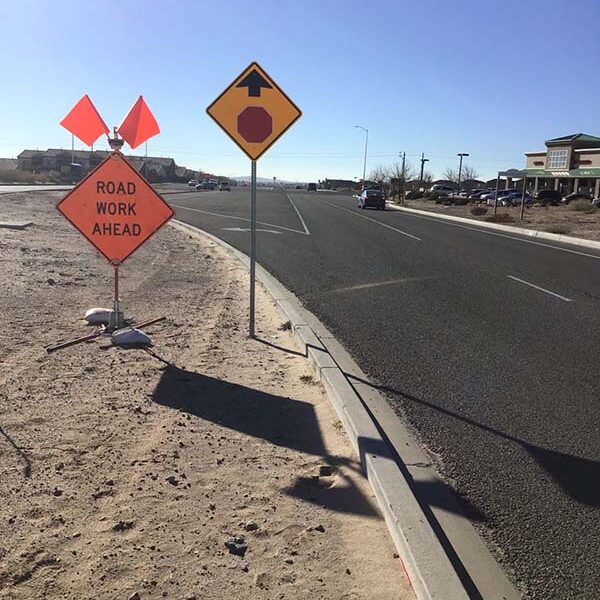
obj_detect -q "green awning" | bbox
[525,168,600,178]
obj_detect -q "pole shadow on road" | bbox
[349,374,600,509]
[150,361,378,517]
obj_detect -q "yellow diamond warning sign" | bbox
[206,62,301,161]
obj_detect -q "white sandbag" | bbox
[111,328,152,347]
[84,308,112,325]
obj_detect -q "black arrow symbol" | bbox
[236,69,273,97]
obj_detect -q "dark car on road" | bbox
[358,188,386,210]
[534,189,562,205]
[307,183,317,191]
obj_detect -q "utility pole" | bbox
[419,153,429,193]
[399,151,406,205]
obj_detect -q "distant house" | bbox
[320,178,356,190]
[17,149,179,182]
[0,158,18,171]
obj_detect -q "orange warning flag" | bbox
[118,96,160,149]
[60,95,109,147]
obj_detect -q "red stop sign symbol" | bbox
[237,106,273,143]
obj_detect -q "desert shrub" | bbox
[423,191,441,201]
[484,213,515,223]
[471,206,488,216]
[569,200,596,214]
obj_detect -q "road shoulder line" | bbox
[170,218,471,600]
[286,193,311,235]
[388,204,600,254]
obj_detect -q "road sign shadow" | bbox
[350,374,600,509]
[151,364,378,517]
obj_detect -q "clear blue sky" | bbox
[1,0,599,182]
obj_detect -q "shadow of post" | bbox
[0,425,32,477]
[151,365,378,517]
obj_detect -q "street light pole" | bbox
[457,152,469,195]
[355,125,368,189]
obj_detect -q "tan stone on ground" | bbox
[0,192,414,600]
[403,199,600,241]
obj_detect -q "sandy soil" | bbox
[0,192,413,600]
[401,199,600,241]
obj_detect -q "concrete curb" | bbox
[170,219,470,600]
[388,203,600,251]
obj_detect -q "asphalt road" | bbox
[166,186,600,600]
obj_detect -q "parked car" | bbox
[429,184,456,196]
[500,191,533,206]
[468,189,488,199]
[307,183,317,191]
[592,197,600,207]
[219,182,230,191]
[358,188,386,210]
[533,189,561,205]
[483,188,518,205]
[561,192,593,204]
[188,179,198,186]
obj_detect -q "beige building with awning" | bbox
[525,133,600,197]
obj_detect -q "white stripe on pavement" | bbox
[315,198,421,241]
[171,204,309,236]
[286,193,311,235]
[394,208,600,261]
[507,275,573,302]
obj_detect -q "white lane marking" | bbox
[171,203,308,236]
[286,193,311,235]
[507,276,573,302]
[397,209,600,261]
[223,227,282,234]
[324,277,426,294]
[314,198,421,241]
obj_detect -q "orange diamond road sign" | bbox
[57,153,174,264]
[206,62,301,160]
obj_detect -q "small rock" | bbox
[113,520,134,532]
[166,475,179,486]
[208,503,216,511]
[225,536,248,557]
[319,465,333,477]
[52,488,63,497]
[314,524,325,533]
[245,520,258,532]
[285,559,294,564]
[47,278,56,285]
[346,568,351,575]
[184,594,197,600]
[128,593,142,600]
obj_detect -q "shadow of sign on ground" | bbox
[151,363,378,517]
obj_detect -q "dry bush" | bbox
[484,213,515,223]
[470,206,488,216]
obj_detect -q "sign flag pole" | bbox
[249,160,257,338]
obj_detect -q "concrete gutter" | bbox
[388,203,600,251]
[170,219,471,600]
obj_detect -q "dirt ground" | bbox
[0,192,414,600]
[401,198,600,241]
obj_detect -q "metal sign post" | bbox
[206,62,301,338]
[249,160,257,337]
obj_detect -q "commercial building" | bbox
[525,133,600,197]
